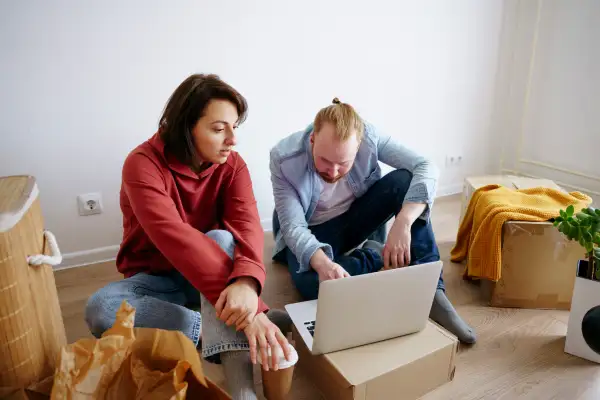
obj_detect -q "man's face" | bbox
[311,122,360,183]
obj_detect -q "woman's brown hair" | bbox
[158,73,248,169]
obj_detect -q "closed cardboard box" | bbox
[292,321,457,400]
[460,175,583,310]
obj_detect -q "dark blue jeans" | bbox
[273,169,444,300]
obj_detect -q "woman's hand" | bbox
[215,277,259,331]
[244,312,292,371]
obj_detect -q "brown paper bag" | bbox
[50,300,231,399]
[0,376,54,399]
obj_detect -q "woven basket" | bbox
[0,175,66,388]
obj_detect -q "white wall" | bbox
[0,0,505,267]
[495,0,600,204]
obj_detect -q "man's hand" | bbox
[244,312,292,371]
[383,220,412,269]
[215,277,259,331]
[383,202,427,269]
[315,262,350,281]
[310,249,350,281]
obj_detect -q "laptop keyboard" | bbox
[304,320,316,336]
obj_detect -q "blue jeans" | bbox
[85,230,249,363]
[273,169,444,300]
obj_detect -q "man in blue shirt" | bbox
[269,98,476,344]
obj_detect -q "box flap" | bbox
[466,175,519,190]
[466,175,563,192]
[510,177,563,191]
[504,220,551,226]
[324,321,456,386]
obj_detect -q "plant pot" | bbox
[564,260,600,363]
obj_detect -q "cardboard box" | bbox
[460,175,584,310]
[293,321,457,400]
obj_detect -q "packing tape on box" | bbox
[553,240,575,262]
[505,222,583,262]
[505,223,545,237]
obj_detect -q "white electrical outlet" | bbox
[77,192,103,216]
[445,154,464,167]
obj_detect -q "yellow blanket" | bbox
[450,184,592,281]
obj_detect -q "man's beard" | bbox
[318,170,345,184]
[312,142,346,183]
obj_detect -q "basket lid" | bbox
[0,175,39,233]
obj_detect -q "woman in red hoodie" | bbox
[85,74,291,399]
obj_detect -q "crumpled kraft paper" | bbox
[0,374,54,399]
[50,300,230,400]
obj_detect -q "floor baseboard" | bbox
[58,245,120,270]
[261,218,273,233]
[436,183,464,198]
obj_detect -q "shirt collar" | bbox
[304,125,316,174]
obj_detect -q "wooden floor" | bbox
[54,195,600,399]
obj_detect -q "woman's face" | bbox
[192,99,239,165]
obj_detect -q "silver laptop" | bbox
[285,261,442,355]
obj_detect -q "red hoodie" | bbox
[116,133,268,313]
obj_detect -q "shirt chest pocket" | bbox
[365,166,380,184]
[351,165,380,198]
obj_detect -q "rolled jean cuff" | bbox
[203,342,251,360]
[199,292,249,364]
[191,310,202,347]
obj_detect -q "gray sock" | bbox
[221,351,257,400]
[266,309,293,334]
[429,289,476,344]
[362,240,384,256]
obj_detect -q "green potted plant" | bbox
[553,205,600,280]
[554,205,600,363]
